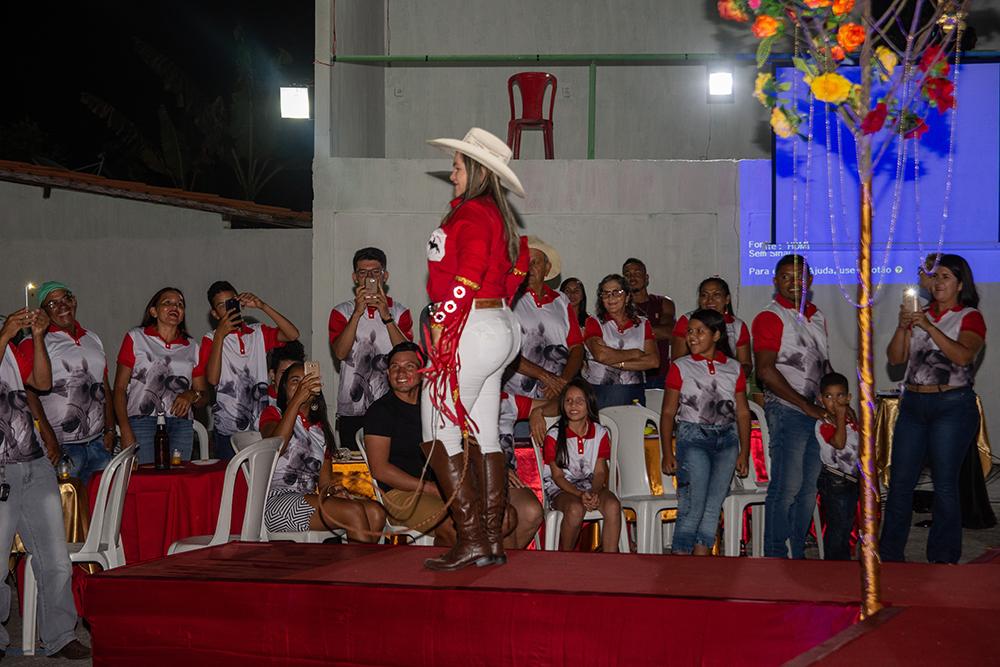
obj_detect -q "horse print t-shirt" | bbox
[20,324,108,444]
[259,406,327,495]
[117,326,201,418]
[666,352,746,426]
[0,343,44,463]
[541,421,611,507]
[199,324,279,437]
[505,286,583,399]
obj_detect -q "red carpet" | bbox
[83,543,1000,666]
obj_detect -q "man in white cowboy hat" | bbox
[505,237,583,400]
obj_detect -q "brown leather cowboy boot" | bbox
[476,443,512,565]
[420,440,492,571]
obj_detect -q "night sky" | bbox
[1,1,315,211]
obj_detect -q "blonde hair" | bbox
[442,153,521,264]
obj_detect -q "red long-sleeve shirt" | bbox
[425,195,528,327]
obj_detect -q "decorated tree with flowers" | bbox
[718,0,969,618]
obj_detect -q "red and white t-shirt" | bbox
[259,406,329,495]
[499,391,533,470]
[905,305,986,387]
[117,326,202,419]
[328,297,413,418]
[666,352,746,425]
[506,286,583,399]
[425,196,529,329]
[752,296,828,410]
[582,315,654,386]
[200,323,280,436]
[541,420,611,505]
[815,418,860,481]
[19,323,107,444]
[673,311,750,354]
[0,342,43,463]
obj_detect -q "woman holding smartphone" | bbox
[114,287,209,464]
[882,254,986,563]
[421,127,529,571]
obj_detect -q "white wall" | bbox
[0,181,313,363]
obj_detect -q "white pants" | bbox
[422,306,521,456]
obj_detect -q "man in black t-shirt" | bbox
[364,342,456,544]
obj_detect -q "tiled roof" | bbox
[0,160,311,228]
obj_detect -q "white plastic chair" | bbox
[22,445,137,655]
[356,430,434,546]
[532,417,630,553]
[600,406,678,555]
[167,438,282,555]
[231,430,263,454]
[722,401,824,559]
[644,388,664,412]
[192,420,210,460]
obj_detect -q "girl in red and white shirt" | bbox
[420,128,529,571]
[542,379,621,552]
[672,276,752,378]
[883,254,986,564]
[260,363,385,542]
[114,287,209,465]
[582,274,659,409]
[660,309,750,556]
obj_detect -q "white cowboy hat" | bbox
[427,127,526,198]
[526,236,562,281]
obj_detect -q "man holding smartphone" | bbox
[329,247,413,450]
[200,281,300,460]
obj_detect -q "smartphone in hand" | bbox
[224,297,243,323]
[304,360,321,379]
[364,277,378,296]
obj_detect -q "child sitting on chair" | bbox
[814,372,860,561]
[542,378,621,552]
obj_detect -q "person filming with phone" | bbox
[200,281,300,460]
[329,247,413,450]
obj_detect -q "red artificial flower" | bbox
[861,103,888,134]
[904,118,929,139]
[919,45,950,76]
[833,0,855,15]
[923,76,955,111]
[718,0,750,22]
[830,45,846,61]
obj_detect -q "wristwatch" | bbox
[381,315,395,325]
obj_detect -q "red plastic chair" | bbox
[506,72,557,159]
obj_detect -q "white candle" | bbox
[24,283,34,310]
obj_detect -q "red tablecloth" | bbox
[88,461,248,564]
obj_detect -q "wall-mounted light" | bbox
[280,86,311,119]
[707,65,734,103]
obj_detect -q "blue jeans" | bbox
[129,416,193,465]
[817,469,858,561]
[0,457,78,653]
[880,388,979,563]
[593,383,644,410]
[63,435,112,486]
[763,400,822,558]
[213,431,237,461]
[672,421,739,554]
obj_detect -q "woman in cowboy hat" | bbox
[421,127,529,571]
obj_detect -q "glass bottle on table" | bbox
[154,412,170,471]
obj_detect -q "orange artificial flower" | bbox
[832,0,855,15]
[837,23,865,52]
[831,46,846,61]
[751,14,781,39]
[804,0,832,7]
[717,0,750,22]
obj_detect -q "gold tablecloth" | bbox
[329,460,377,501]
[874,395,992,487]
[11,479,90,557]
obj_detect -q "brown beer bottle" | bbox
[154,412,170,470]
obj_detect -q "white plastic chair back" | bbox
[231,430,263,454]
[192,421,210,460]
[741,401,771,491]
[206,437,282,543]
[599,405,659,500]
[83,444,137,563]
[644,388,664,412]
[355,429,386,504]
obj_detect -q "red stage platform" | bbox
[84,543,1000,666]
